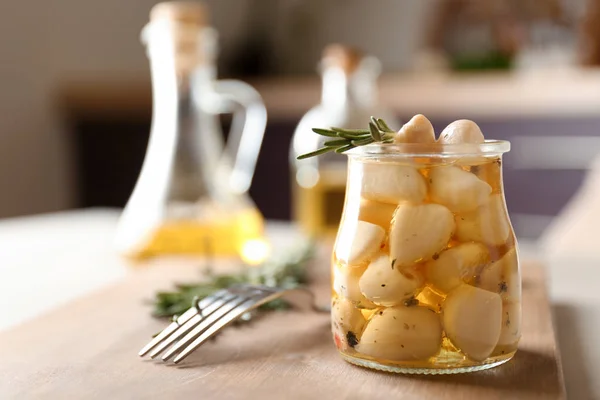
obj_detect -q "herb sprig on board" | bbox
[297,117,396,159]
[152,241,315,318]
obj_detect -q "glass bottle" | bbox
[115,2,269,263]
[331,141,521,374]
[290,45,399,237]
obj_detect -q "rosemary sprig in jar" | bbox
[297,117,396,159]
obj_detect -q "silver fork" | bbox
[139,284,321,364]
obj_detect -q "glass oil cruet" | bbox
[115,2,268,263]
[290,44,398,237]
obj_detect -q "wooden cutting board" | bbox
[0,256,565,400]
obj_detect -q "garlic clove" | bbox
[426,242,490,293]
[442,284,502,361]
[471,159,502,193]
[390,203,455,267]
[332,297,367,336]
[478,248,520,302]
[455,194,511,247]
[438,120,485,144]
[357,306,442,361]
[333,264,376,308]
[358,198,397,231]
[361,162,427,205]
[429,166,492,213]
[335,220,385,266]
[359,253,425,306]
[394,114,436,144]
[331,297,367,351]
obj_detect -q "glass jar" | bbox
[331,141,521,374]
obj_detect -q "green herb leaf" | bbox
[312,128,339,137]
[369,121,382,141]
[324,139,350,147]
[335,144,356,153]
[370,116,380,129]
[297,117,396,159]
[351,137,374,146]
[376,118,395,133]
[337,132,371,140]
[296,147,335,160]
[151,241,315,319]
[331,127,370,135]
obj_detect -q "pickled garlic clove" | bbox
[442,284,502,361]
[478,248,520,302]
[333,264,376,308]
[394,114,436,144]
[390,203,455,267]
[455,194,511,246]
[438,120,485,144]
[359,253,425,306]
[471,159,502,193]
[358,198,397,230]
[361,163,427,204]
[498,301,521,346]
[332,297,367,337]
[425,242,490,293]
[357,306,443,361]
[429,166,492,213]
[335,220,385,266]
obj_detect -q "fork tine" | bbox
[160,291,256,361]
[138,289,230,357]
[148,292,239,359]
[172,288,285,364]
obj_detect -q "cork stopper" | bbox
[322,44,364,74]
[144,2,216,72]
[150,1,208,27]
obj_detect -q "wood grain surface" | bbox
[0,256,565,400]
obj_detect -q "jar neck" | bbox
[346,153,506,182]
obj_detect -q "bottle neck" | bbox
[146,24,216,79]
[143,21,219,122]
[320,65,378,110]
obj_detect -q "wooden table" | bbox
[0,261,564,399]
[0,210,566,399]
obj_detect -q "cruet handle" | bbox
[212,80,267,194]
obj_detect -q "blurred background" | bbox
[3,0,600,243]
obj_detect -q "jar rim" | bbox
[345,140,510,158]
